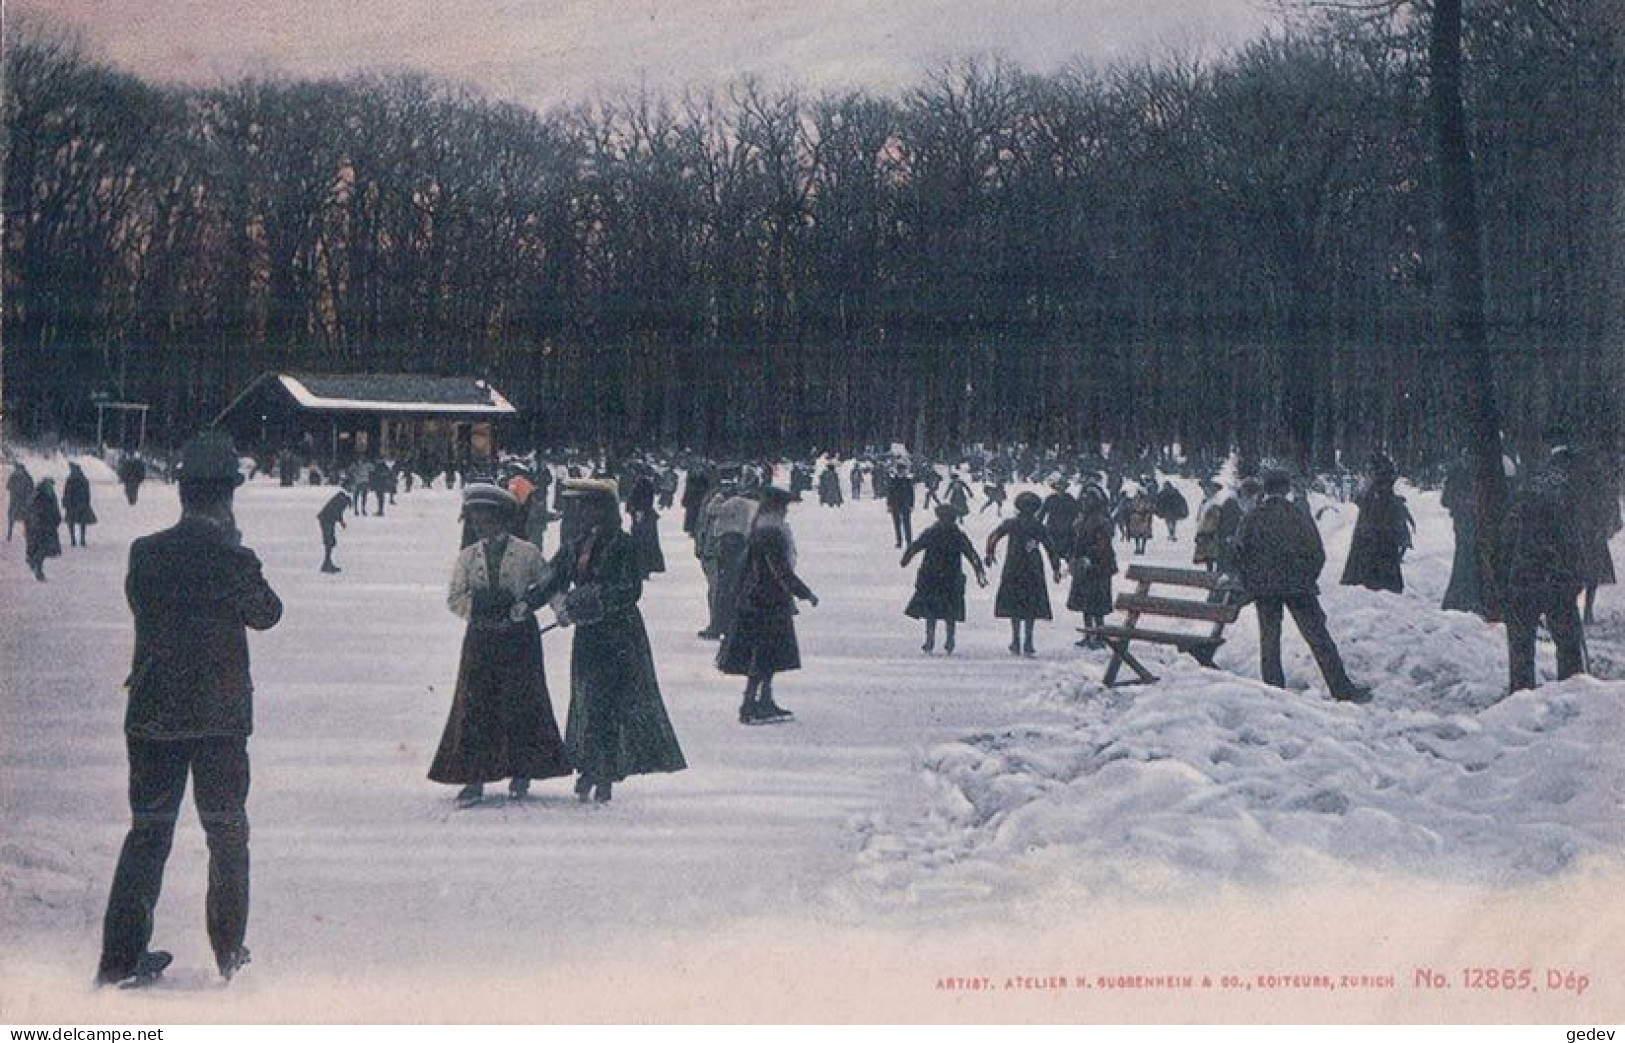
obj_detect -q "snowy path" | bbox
[3,461,1623,1021]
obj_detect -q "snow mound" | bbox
[850,666,1624,910]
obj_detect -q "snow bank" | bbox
[847,477,1625,910]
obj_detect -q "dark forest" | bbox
[3,1,1621,465]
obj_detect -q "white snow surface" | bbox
[2,455,1623,1019]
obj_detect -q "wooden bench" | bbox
[1080,565,1243,686]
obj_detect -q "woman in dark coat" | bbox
[7,463,34,542]
[63,462,97,547]
[430,484,572,807]
[552,480,686,802]
[817,465,844,507]
[626,473,666,579]
[1067,490,1117,645]
[985,491,1063,657]
[1154,481,1190,541]
[25,478,64,581]
[718,487,819,723]
[901,504,988,654]
[1340,457,1414,594]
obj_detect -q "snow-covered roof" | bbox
[264,373,517,415]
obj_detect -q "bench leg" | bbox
[1101,639,1158,687]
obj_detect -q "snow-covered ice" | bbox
[2,455,1622,1021]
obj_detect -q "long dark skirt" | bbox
[631,513,666,576]
[994,552,1052,620]
[566,609,687,783]
[429,620,572,785]
[1066,571,1113,616]
[906,571,966,622]
[717,608,802,675]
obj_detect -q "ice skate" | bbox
[97,950,172,990]
[219,946,252,982]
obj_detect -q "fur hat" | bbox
[560,477,619,499]
[934,504,960,522]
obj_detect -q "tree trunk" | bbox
[1431,0,1508,619]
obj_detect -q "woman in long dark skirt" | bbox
[626,473,666,580]
[717,487,819,723]
[1341,455,1414,594]
[1067,490,1117,646]
[985,491,1063,657]
[552,479,686,802]
[901,504,987,654]
[430,484,572,808]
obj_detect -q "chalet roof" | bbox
[222,372,518,417]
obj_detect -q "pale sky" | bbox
[11,0,1279,110]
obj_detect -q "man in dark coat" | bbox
[1499,451,1587,693]
[8,462,35,541]
[117,454,147,505]
[63,462,97,547]
[317,490,351,573]
[98,432,282,988]
[1231,470,1370,704]
[886,467,917,549]
[368,459,394,516]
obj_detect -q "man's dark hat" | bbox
[934,504,959,522]
[176,431,244,485]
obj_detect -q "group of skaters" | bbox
[7,455,151,581]
[1,426,1614,991]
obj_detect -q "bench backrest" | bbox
[1116,565,1241,640]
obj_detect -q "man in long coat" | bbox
[98,433,282,988]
